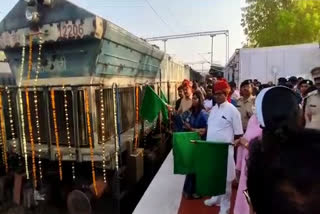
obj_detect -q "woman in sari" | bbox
[182,90,208,199]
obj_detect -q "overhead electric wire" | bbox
[144,0,176,33]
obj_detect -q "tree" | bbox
[0,51,6,62]
[242,0,320,47]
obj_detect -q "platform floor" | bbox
[133,150,236,214]
[133,151,185,214]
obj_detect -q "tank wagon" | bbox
[0,0,191,212]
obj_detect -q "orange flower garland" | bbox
[26,35,37,188]
[51,89,63,181]
[25,90,37,187]
[18,36,29,179]
[134,85,139,151]
[84,89,98,196]
[0,91,8,173]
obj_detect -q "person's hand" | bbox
[234,138,241,147]
[235,137,249,148]
[205,107,212,112]
[198,129,206,136]
[239,137,249,148]
[183,122,192,131]
[167,104,173,112]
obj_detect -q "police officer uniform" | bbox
[237,80,255,131]
[304,68,320,130]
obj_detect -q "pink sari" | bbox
[234,115,262,214]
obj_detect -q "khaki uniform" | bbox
[304,90,320,130]
[237,96,255,130]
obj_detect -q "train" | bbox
[224,44,320,85]
[0,0,202,213]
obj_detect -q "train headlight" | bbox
[25,7,40,23]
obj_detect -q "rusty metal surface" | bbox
[0,0,94,33]
[0,16,102,49]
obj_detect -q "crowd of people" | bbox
[171,67,320,214]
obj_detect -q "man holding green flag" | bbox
[204,80,243,214]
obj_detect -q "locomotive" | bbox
[0,0,195,213]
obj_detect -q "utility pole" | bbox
[210,35,215,66]
[145,30,229,74]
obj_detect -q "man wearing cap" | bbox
[237,80,255,131]
[278,77,287,86]
[298,79,314,98]
[288,76,299,90]
[204,80,243,214]
[304,67,320,130]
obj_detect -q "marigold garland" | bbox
[26,35,37,188]
[18,36,29,179]
[51,89,63,181]
[25,90,37,187]
[84,89,98,195]
[0,91,8,173]
[134,85,139,151]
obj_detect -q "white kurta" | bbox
[206,101,243,181]
[204,99,213,110]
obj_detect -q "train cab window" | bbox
[96,88,115,143]
[118,87,135,133]
[77,90,89,147]
[48,90,76,147]
[96,87,135,144]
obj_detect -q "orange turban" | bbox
[214,80,231,94]
[182,79,192,88]
[214,80,232,103]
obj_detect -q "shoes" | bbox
[192,194,201,199]
[183,192,192,200]
[183,192,202,200]
[204,196,220,207]
[218,209,229,214]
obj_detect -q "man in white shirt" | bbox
[204,80,243,214]
[229,81,240,101]
[204,85,215,112]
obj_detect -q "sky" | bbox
[0,0,247,72]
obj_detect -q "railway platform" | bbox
[133,151,236,214]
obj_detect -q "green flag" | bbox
[140,86,168,123]
[160,89,168,104]
[172,132,200,174]
[160,89,169,123]
[173,135,229,196]
[194,140,229,196]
